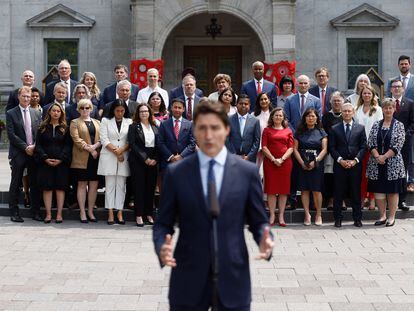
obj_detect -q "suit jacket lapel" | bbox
[218,153,235,207]
[232,114,242,139]
[109,118,119,137]
[242,114,251,137]
[191,155,209,218]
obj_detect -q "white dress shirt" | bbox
[401,73,412,89]
[61,79,71,103]
[198,146,227,197]
[136,86,169,107]
[141,122,155,147]
[255,78,264,92]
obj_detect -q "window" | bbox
[46,39,79,80]
[347,39,381,89]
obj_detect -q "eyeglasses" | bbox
[391,85,402,89]
[79,107,90,110]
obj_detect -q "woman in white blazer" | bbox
[97,99,132,225]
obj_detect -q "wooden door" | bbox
[184,46,242,95]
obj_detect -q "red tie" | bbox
[321,89,326,114]
[396,99,401,113]
[174,119,180,140]
[257,81,262,94]
[187,97,192,121]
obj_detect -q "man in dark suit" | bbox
[226,94,261,162]
[102,80,138,119]
[42,82,71,121]
[169,68,204,107]
[153,100,273,310]
[284,74,322,132]
[44,60,78,105]
[6,86,42,222]
[309,67,337,114]
[158,99,196,171]
[329,102,366,228]
[240,61,277,111]
[386,55,414,101]
[390,78,414,211]
[6,70,44,111]
[176,75,201,121]
[99,64,139,110]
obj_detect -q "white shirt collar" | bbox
[173,116,182,123]
[237,112,247,119]
[318,86,327,92]
[401,72,411,80]
[393,96,403,101]
[19,105,29,112]
[299,91,309,98]
[197,146,227,168]
[343,120,353,127]
[255,78,264,85]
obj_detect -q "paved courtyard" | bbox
[0,217,414,310]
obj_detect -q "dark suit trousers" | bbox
[333,164,362,221]
[9,156,40,215]
[130,150,158,217]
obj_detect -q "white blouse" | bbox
[141,122,155,147]
[355,105,383,138]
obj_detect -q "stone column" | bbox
[271,0,296,62]
[0,0,14,103]
[131,0,155,59]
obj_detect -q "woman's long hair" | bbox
[39,103,67,134]
[148,91,167,115]
[133,103,156,126]
[254,92,273,116]
[356,85,378,117]
[295,107,322,135]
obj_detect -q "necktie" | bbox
[345,123,351,141]
[23,109,33,145]
[239,116,245,137]
[257,81,262,94]
[208,159,220,217]
[64,80,70,103]
[174,119,180,140]
[321,89,326,114]
[300,95,305,114]
[187,97,192,121]
[396,99,401,113]
[402,76,408,90]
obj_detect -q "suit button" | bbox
[118,139,120,141]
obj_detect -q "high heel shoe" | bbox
[386,219,395,227]
[87,215,98,223]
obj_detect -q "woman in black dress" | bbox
[70,99,101,223]
[367,98,405,227]
[128,103,159,227]
[293,108,328,226]
[35,103,71,223]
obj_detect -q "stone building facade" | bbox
[0,0,413,101]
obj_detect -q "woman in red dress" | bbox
[262,107,294,226]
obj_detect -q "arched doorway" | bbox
[162,12,265,95]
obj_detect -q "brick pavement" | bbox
[0,217,414,310]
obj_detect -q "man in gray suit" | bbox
[226,94,261,162]
[6,86,42,222]
[386,55,414,101]
[103,80,138,118]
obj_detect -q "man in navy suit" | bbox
[386,55,414,101]
[226,94,261,162]
[6,86,42,222]
[7,70,44,111]
[169,68,204,107]
[284,74,322,132]
[99,64,139,109]
[42,82,71,121]
[390,78,414,211]
[158,99,196,172]
[329,102,366,228]
[44,60,78,105]
[240,61,277,111]
[309,67,337,114]
[153,100,273,310]
[176,75,201,121]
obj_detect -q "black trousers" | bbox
[333,163,362,221]
[9,156,40,215]
[131,160,158,218]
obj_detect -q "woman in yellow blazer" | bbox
[70,99,101,223]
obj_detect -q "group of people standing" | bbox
[6,55,414,229]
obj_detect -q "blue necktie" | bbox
[208,159,220,217]
[345,123,351,141]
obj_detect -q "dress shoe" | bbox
[136,222,144,227]
[303,220,311,226]
[399,202,410,211]
[55,219,63,224]
[334,219,342,228]
[107,220,115,225]
[32,213,43,222]
[80,218,88,224]
[279,222,286,227]
[386,219,395,227]
[326,206,333,211]
[354,220,363,227]
[44,218,51,224]
[24,197,31,208]
[374,219,387,226]
[315,216,323,226]
[10,214,24,223]
[87,215,98,222]
[116,218,125,225]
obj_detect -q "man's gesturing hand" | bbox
[160,234,177,267]
[256,226,274,260]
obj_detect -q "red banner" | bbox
[263,60,296,95]
[130,59,164,89]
